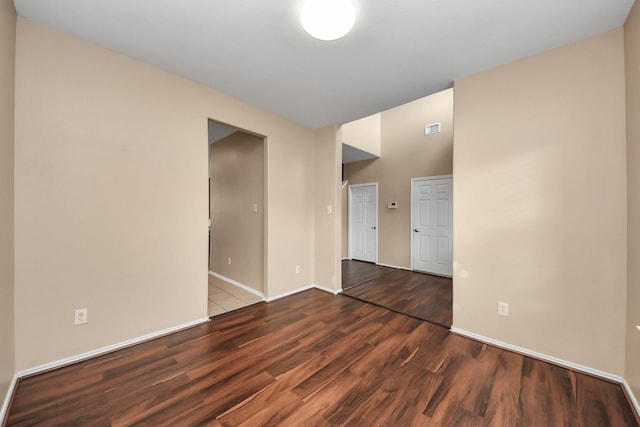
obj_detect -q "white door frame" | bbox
[410,175,453,275]
[348,182,378,263]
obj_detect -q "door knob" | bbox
[371,226,376,230]
[414,229,419,232]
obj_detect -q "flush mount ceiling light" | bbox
[300,0,355,41]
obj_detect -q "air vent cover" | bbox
[424,122,441,136]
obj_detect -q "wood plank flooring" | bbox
[7,289,639,426]
[342,260,453,327]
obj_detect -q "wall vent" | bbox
[424,122,441,136]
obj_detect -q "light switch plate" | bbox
[497,302,509,317]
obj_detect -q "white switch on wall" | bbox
[327,205,332,214]
[497,301,509,317]
[253,203,258,213]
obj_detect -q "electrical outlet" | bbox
[228,257,232,265]
[295,265,301,274]
[637,325,640,332]
[497,302,509,317]
[74,308,88,325]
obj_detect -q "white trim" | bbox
[313,284,342,295]
[375,262,452,278]
[376,262,411,271]
[450,327,624,383]
[348,182,378,263]
[16,318,210,379]
[451,330,639,419]
[622,379,640,420]
[0,373,19,425]
[208,271,265,299]
[266,285,316,302]
[341,257,350,261]
[266,284,341,302]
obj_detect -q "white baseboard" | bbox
[208,271,265,300]
[266,284,341,302]
[17,317,210,379]
[450,327,624,382]
[0,373,19,425]
[622,379,640,420]
[313,284,342,296]
[376,262,411,271]
[266,285,316,302]
[451,327,640,420]
[1,316,209,424]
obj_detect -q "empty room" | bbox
[1,0,640,425]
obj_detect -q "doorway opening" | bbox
[207,119,266,317]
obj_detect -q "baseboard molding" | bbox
[1,316,209,424]
[374,262,453,278]
[208,271,265,300]
[313,284,342,296]
[17,317,210,379]
[0,373,19,426]
[622,379,640,421]
[450,327,624,382]
[376,262,411,271]
[452,327,640,420]
[266,284,341,302]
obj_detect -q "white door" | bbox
[349,184,377,263]
[411,176,452,276]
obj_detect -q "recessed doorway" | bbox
[208,119,266,316]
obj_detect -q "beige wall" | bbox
[625,0,640,397]
[341,113,381,157]
[0,0,16,402]
[210,131,264,293]
[13,19,316,371]
[314,125,342,291]
[453,29,627,375]
[344,89,454,268]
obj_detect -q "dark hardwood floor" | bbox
[6,289,638,426]
[342,260,453,327]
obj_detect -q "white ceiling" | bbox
[13,0,635,129]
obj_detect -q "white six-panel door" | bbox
[411,176,452,276]
[349,183,377,263]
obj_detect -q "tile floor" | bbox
[208,274,263,317]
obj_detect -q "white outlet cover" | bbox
[497,302,509,317]
[74,308,88,325]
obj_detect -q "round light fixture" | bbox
[300,0,355,41]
